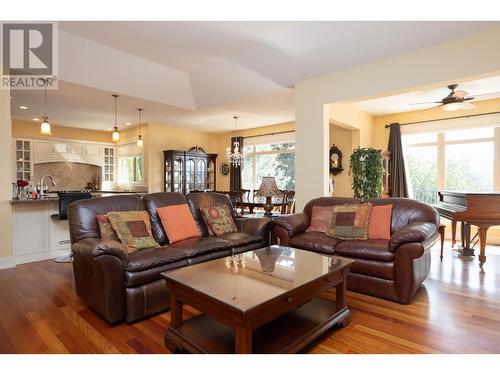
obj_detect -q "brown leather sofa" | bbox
[273,197,439,304]
[68,192,272,324]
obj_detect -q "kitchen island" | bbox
[9,191,148,266]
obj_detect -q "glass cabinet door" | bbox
[15,140,32,182]
[186,159,195,193]
[173,158,184,193]
[207,160,215,191]
[196,159,207,191]
[165,160,172,191]
[103,147,116,182]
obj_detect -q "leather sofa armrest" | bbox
[273,213,308,238]
[234,217,273,239]
[389,221,438,252]
[72,238,130,262]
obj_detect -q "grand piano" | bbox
[433,191,500,266]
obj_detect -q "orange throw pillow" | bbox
[157,204,201,244]
[368,204,393,240]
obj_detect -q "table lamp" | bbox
[255,176,281,217]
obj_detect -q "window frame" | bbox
[403,126,499,201]
[116,140,146,188]
[242,139,296,192]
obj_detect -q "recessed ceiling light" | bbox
[33,118,40,121]
[19,105,28,110]
[125,122,131,126]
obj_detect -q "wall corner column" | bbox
[0,83,13,265]
[295,88,330,211]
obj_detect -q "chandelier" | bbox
[226,115,243,166]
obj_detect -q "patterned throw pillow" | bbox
[201,205,238,236]
[96,215,119,241]
[306,206,335,233]
[106,211,159,251]
[327,203,373,240]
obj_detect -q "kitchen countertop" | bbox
[9,191,149,204]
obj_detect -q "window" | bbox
[403,125,497,204]
[241,136,296,191]
[117,156,143,184]
[117,142,144,185]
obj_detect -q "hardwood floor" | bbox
[1,241,499,354]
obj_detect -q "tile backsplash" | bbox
[34,162,101,191]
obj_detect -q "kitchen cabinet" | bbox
[13,137,116,191]
[12,201,71,265]
[33,139,106,166]
[13,139,33,183]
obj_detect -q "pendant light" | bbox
[136,107,144,147]
[40,79,51,135]
[226,115,243,166]
[111,94,120,142]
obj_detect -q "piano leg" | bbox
[451,220,457,248]
[460,223,475,256]
[478,226,489,267]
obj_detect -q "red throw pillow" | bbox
[157,204,201,244]
[368,204,393,240]
[306,206,335,233]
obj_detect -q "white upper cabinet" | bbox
[32,139,109,166]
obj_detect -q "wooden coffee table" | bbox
[161,246,353,354]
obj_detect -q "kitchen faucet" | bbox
[39,174,56,198]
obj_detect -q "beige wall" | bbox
[372,97,500,150]
[147,123,218,193]
[329,124,354,197]
[12,119,113,143]
[215,121,295,191]
[0,86,13,264]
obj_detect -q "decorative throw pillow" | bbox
[368,204,393,240]
[106,211,159,251]
[306,206,335,233]
[201,205,238,236]
[96,215,119,241]
[327,203,373,240]
[157,204,201,244]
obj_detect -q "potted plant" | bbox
[349,147,384,199]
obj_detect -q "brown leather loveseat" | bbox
[68,192,272,324]
[273,197,439,304]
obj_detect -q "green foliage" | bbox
[349,147,383,199]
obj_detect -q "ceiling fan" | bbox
[409,84,498,111]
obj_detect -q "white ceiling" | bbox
[353,75,500,115]
[10,21,499,132]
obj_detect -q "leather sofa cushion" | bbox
[170,236,232,257]
[335,239,394,262]
[127,246,188,272]
[289,232,341,254]
[126,236,232,273]
[218,232,262,247]
[126,258,189,287]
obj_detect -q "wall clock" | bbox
[219,162,230,176]
[329,144,344,175]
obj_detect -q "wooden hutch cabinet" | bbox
[163,146,217,194]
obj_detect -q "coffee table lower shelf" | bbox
[165,297,351,354]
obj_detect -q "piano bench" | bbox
[439,224,446,260]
